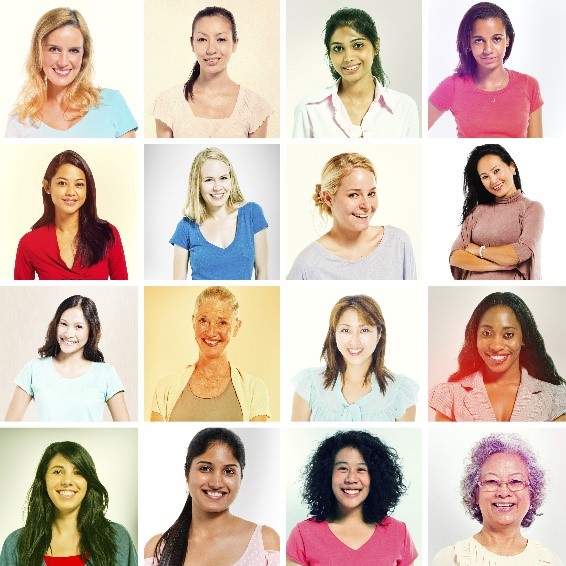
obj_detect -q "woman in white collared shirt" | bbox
[293,7,419,138]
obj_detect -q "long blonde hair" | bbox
[183,147,246,225]
[14,8,100,124]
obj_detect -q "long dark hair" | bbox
[17,441,117,566]
[302,430,406,524]
[455,2,515,76]
[323,8,387,86]
[38,295,104,362]
[184,7,238,101]
[449,292,564,384]
[33,150,115,268]
[460,143,522,223]
[155,428,246,565]
[322,295,394,394]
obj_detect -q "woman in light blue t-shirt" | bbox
[291,294,418,422]
[4,295,130,422]
[170,147,269,280]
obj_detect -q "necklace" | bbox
[475,68,508,102]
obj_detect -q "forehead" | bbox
[477,154,507,173]
[330,25,370,44]
[336,307,373,326]
[60,305,88,324]
[193,15,232,35]
[471,17,506,36]
[194,298,234,318]
[192,442,238,465]
[334,446,365,464]
[478,305,520,329]
[481,452,528,476]
[53,163,86,180]
[47,453,74,469]
[201,159,230,177]
[337,167,376,192]
[45,24,84,46]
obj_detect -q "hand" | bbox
[465,243,481,257]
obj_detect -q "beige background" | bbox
[0,286,138,421]
[144,0,280,137]
[285,143,422,278]
[0,144,139,280]
[144,285,280,420]
[0,428,138,551]
[0,0,142,135]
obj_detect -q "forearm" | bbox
[450,249,513,272]
[465,243,519,266]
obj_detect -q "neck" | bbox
[338,74,375,98]
[52,511,80,535]
[46,83,70,106]
[206,204,231,221]
[195,69,233,90]
[54,211,80,233]
[474,65,507,86]
[343,363,371,384]
[327,225,370,246]
[476,526,526,551]
[195,356,230,375]
[483,363,521,385]
[333,504,366,525]
[55,350,87,365]
[190,505,233,533]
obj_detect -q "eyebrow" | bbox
[330,37,368,46]
[195,459,239,467]
[334,460,367,466]
[479,324,518,330]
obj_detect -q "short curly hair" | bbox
[301,430,406,524]
[461,433,546,527]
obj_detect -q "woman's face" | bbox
[45,163,87,217]
[476,452,530,531]
[469,17,509,74]
[193,298,241,359]
[331,446,370,514]
[324,167,377,233]
[42,25,84,88]
[199,159,232,211]
[45,453,88,516]
[328,26,376,85]
[335,308,380,370]
[476,154,517,198]
[187,442,241,513]
[57,306,90,357]
[476,305,522,376]
[191,15,237,75]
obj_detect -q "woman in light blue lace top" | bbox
[291,295,418,422]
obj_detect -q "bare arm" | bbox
[173,245,189,280]
[287,561,302,566]
[449,249,514,272]
[107,392,130,421]
[428,101,445,130]
[261,525,280,552]
[250,414,270,422]
[396,405,416,422]
[118,130,136,138]
[150,411,164,422]
[249,118,268,138]
[464,242,519,267]
[254,228,269,280]
[291,392,312,422]
[553,414,566,422]
[527,107,543,138]
[155,119,173,138]
[435,410,454,422]
[144,534,162,558]
[5,387,32,421]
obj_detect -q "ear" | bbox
[233,319,242,337]
[232,37,239,54]
[510,162,517,175]
[43,179,50,194]
[374,38,380,56]
[322,190,333,208]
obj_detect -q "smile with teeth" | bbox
[57,490,77,498]
[341,488,362,496]
[353,213,369,219]
[491,182,504,191]
[53,68,72,77]
[203,339,220,346]
[60,338,78,346]
[204,490,226,499]
[343,64,360,72]
[347,348,362,355]
[486,353,509,364]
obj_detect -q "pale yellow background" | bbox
[0,286,138,421]
[0,144,139,280]
[144,0,280,137]
[144,286,280,420]
[0,0,142,134]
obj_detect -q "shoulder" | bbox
[99,88,124,103]
[432,543,457,565]
[260,525,280,551]
[509,70,540,85]
[240,201,262,215]
[157,84,184,101]
[384,225,412,244]
[381,86,417,107]
[235,367,266,388]
[377,516,409,533]
[110,521,132,539]
[19,224,50,242]
[2,528,22,546]
[144,533,162,558]
[297,84,335,106]
[239,86,270,107]
[296,241,321,259]
[519,194,544,212]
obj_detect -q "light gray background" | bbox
[428,0,566,137]
[144,143,280,280]
[429,427,566,561]
[286,0,422,136]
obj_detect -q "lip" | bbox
[484,353,510,365]
[490,181,504,192]
[57,490,78,498]
[340,487,362,498]
[347,348,362,356]
[492,502,516,512]
[60,338,78,346]
[342,63,361,74]
[204,57,221,65]
[352,212,369,219]
[203,489,227,500]
[202,338,221,347]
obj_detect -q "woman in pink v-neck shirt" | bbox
[287,430,418,566]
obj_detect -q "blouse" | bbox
[293,366,418,421]
[450,192,544,280]
[429,368,566,422]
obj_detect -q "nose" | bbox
[60,471,73,485]
[483,40,494,54]
[358,195,369,210]
[344,469,359,484]
[209,469,223,488]
[57,51,69,67]
[206,39,217,54]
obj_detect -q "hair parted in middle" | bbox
[449,292,564,385]
[182,147,246,225]
[17,441,117,566]
[460,433,545,527]
[323,7,387,86]
[321,295,393,393]
[154,428,246,565]
[455,2,515,77]
[38,295,104,362]
[301,430,406,525]
[313,152,377,218]
[459,143,522,223]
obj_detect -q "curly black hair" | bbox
[301,430,406,525]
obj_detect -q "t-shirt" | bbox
[287,225,416,280]
[429,70,543,137]
[170,202,268,280]
[293,366,418,421]
[286,517,418,566]
[15,357,125,421]
[5,89,137,138]
[153,84,273,137]
[14,223,128,280]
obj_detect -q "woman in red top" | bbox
[14,149,128,280]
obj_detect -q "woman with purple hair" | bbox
[433,433,563,565]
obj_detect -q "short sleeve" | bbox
[108,225,128,280]
[287,246,312,280]
[293,103,311,138]
[106,89,138,137]
[265,551,280,565]
[292,368,317,405]
[399,521,419,566]
[286,524,307,566]
[248,376,271,420]
[511,200,544,263]
[153,87,175,128]
[429,383,455,420]
[5,114,23,138]
[527,75,544,113]
[103,364,125,401]
[393,376,419,420]
[170,218,191,250]
[431,546,456,566]
[402,235,417,280]
[249,202,268,233]
[14,234,36,280]
[242,89,273,135]
[14,360,35,396]
[429,76,456,112]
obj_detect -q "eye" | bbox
[473,38,484,44]
[360,328,371,333]
[332,45,344,52]
[348,193,359,199]
[353,42,364,49]
[484,479,500,488]
[224,468,236,475]
[339,328,350,333]
[59,321,67,327]
[357,467,368,473]
[368,191,376,198]
[504,332,515,339]
[197,37,207,42]
[220,176,229,181]
[198,465,211,472]
[48,46,61,52]
[70,48,81,54]
[508,479,523,488]
[57,180,67,186]
[480,330,492,337]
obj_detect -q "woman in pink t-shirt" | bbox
[428,2,543,138]
[286,430,418,566]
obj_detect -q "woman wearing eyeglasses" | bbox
[291,295,418,422]
[432,433,564,565]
